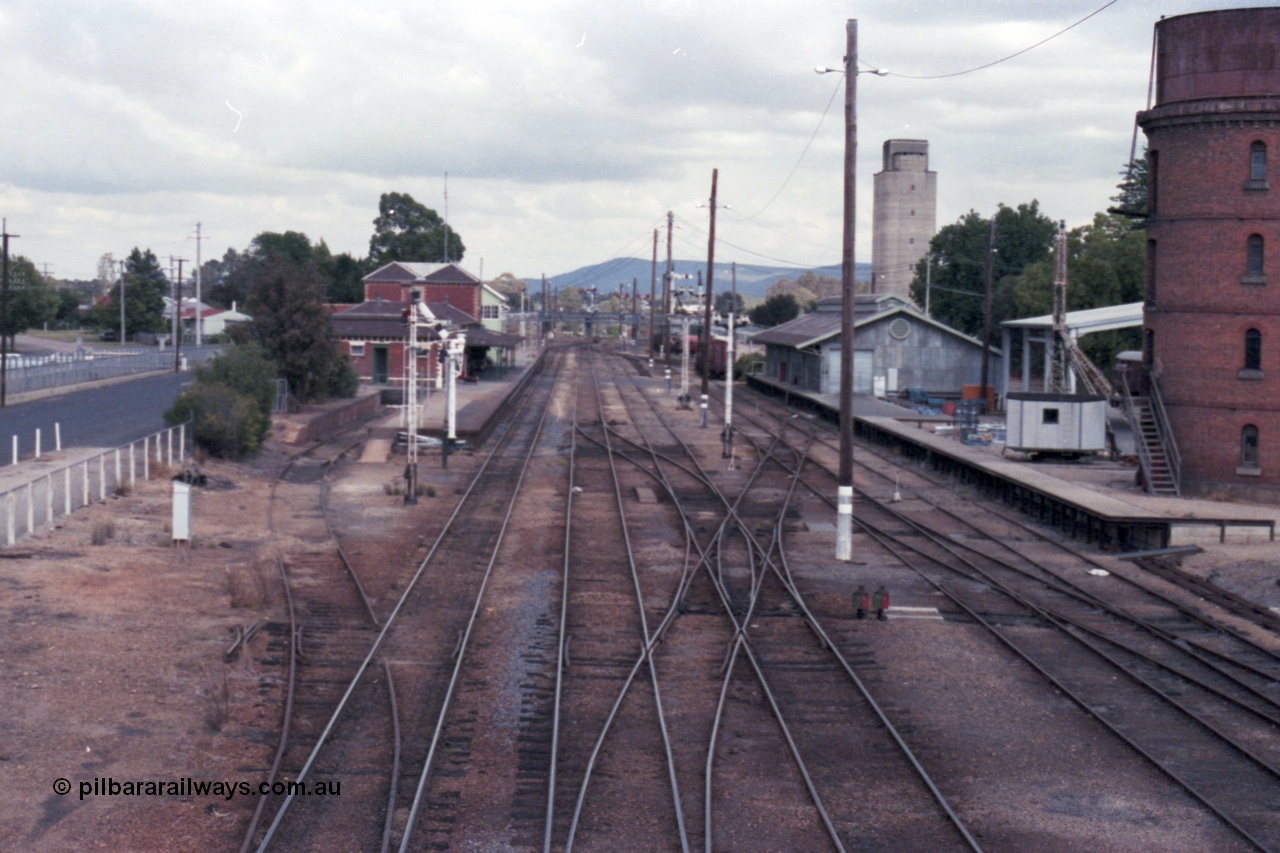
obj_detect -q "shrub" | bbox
[166,383,267,459]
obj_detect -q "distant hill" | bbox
[522,260,872,301]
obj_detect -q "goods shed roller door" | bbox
[855,350,874,394]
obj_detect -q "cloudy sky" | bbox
[0,1,1268,284]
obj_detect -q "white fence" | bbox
[1,346,220,396]
[2,422,189,546]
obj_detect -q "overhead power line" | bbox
[870,0,1120,80]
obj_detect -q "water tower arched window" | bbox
[1245,234,1267,285]
[1247,141,1269,190]
[1244,328,1263,372]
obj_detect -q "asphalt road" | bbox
[0,372,191,456]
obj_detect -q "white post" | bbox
[178,423,185,461]
[26,482,34,535]
[114,449,121,489]
[99,455,106,501]
[81,461,89,506]
[143,438,150,480]
[836,485,854,562]
[10,435,15,466]
[34,429,40,460]
[129,444,136,488]
[55,422,61,452]
[64,467,71,515]
[6,491,13,545]
[167,429,173,466]
[44,474,52,527]
[446,352,458,443]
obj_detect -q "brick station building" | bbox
[1138,7,1280,500]
[332,262,520,387]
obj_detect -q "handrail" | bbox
[1147,373,1182,496]
[1118,371,1159,495]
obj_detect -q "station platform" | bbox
[356,345,545,464]
[746,374,1277,552]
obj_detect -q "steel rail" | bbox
[254,349,559,851]
[398,348,569,852]
[748,409,1278,850]
[721,381,1280,845]
[599,356,852,852]
[855,517,1274,853]
[783,430,1280,728]
[238,429,371,853]
[561,346,690,853]
[678,393,982,850]
[379,660,401,853]
[544,349,582,852]
[731,386,1280,715]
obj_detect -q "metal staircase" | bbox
[1119,370,1181,496]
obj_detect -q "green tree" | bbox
[911,201,1057,341]
[488,273,526,310]
[250,231,314,267]
[556,286,582,312]
[715,291,746,316]
[201,248,249,309]
[243,258,356,403]
[1011,211,1144,373]
[1109,155,1148,226]
[54,289,82,327]
[368,192,464,266]
[318,248,367,304]
[749,293,800,327]
[0,256,58,344]
[164,343,279,458]
[90,247,169,337]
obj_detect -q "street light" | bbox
[815,20,885,563]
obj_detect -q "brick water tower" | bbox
[1138,7,1280,500]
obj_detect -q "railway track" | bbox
[229,343,1280,850]
[713,371,1280,850]
[253,346,566,851]
[239,427,385,853]
[579,347,977,851]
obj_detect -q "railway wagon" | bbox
[691,335,729,379]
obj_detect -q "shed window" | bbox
[1042,408,1060,425]
[1248,141,1268,188]
[482,305,501,320]
[1241,425,1260,470]
[349,342,366,357]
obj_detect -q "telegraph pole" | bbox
[979,217,996,409]
[119,259,127,347]
[836,19,858,562]
[0,220,17,408]
[194,222,204,348]
[701,169,718,421]
[1049,220,1069,394]
[663,211,674,368]
[173,258,187,373]
[648,228,658,361]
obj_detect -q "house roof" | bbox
[460,327,522,348]
[330,299,478,340]
[363,262,481,285]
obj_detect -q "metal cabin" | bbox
[1006,392,1107,456]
